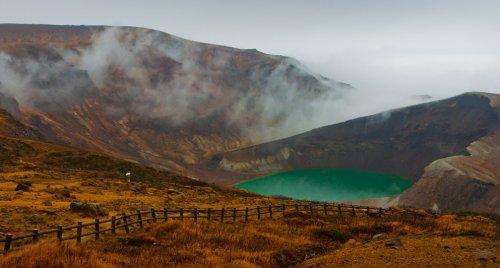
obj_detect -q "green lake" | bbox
[235,169,412,202]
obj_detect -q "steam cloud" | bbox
[0,27,395,142]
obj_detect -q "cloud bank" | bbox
[0,27,355,142]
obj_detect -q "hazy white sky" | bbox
[2,0,500,108]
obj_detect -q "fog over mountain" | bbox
[0,24,355,174]
[3,0,500,126]
[0,26,350,140]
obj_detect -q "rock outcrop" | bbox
[399,130,500,213]
[70,202,109,217]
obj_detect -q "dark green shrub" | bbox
[312,228,348,242]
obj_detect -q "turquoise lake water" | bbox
[235,169,412,202]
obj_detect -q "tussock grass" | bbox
[2,211,497,268]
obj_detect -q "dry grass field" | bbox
[0,211,498,267]
[0,135,273,234]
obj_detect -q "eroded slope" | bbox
[399,95,500,213]
[0,24,351,175]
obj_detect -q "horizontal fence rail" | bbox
[0,202,496,254]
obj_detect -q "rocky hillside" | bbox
[0,122,267,234]
[0,107,41,139]
[207,92,500,213]
[0,24,351,174]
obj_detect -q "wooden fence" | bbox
[0,202,456,254]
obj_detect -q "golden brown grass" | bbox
[1,211,498,268]
[300,235,499,268]
[0,135,266,233]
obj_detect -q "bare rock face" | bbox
[0,107,41,140]
[399,130,500,213]
[0,24,350,175]
[398,93,500,213]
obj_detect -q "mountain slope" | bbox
[0,24,351,174]
[0,126,268,234]
[0,128,198,187]
[399,127,500,213]
[207,92,500,213]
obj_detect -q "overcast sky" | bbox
[2,0,500,112]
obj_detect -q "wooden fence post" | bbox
[32,229,39,243]
[137,211,144,228]
[57,225,63,242]
[151,208,157,222]
[163,208,168,221]
[76,222,82,243]
[111,216,116,234]
[94,219,100,240]
[3,234,12,253]
[122,213,130,234]
[0,204,411,251]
